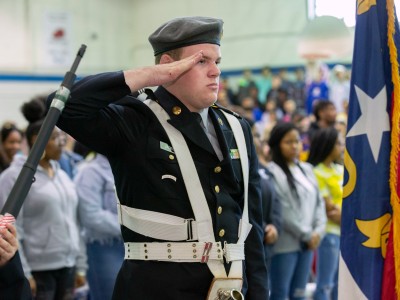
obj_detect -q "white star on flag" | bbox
[346,85,390,163]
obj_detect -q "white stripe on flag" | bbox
[338,253,368,300]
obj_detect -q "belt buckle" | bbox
[201,242,213,263]
[185,218,195,241]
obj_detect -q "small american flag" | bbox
[0,213,16,230]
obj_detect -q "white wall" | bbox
[0,1,30,71]
[0,0,352,73]
[130,0,320,69]
[0,81,58,129]
[0,0,136,74]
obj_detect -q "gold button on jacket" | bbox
[172,106,182,115]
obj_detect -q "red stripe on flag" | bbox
[381,221,396,300]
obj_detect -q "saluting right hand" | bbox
[123,51,204,92]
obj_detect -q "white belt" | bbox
[118,204,198,241]
[124,242,245,263]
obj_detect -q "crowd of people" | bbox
[218,61,348,300]
[0,98,124,299]
[0,16,350,300]
[219,63,348,300]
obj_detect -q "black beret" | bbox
[148,16,223,56]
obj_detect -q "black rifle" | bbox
[0,44,87,217]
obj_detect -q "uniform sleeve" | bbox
[259,171,282,234]
[259,173,273,227]
[47,71,147,156]
[0,252,32,299]
[241,122,269,300]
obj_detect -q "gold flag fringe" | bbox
[387,0,400,297]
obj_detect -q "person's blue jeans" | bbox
[87,239,124,300]
[269,250,313,300]
[314,233,340,300]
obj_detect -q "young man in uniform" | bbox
[50,16,268,299]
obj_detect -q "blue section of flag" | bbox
[341,1,397,299]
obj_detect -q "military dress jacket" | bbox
[51,71,268,300]
[0,252,32,300]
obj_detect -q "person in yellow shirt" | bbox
[307,127,344,300]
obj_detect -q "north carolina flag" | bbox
[338,0,400,299]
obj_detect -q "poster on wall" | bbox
[41,11,73,67]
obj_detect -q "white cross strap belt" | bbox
[117,204,198,241]
[124,242,245,263]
